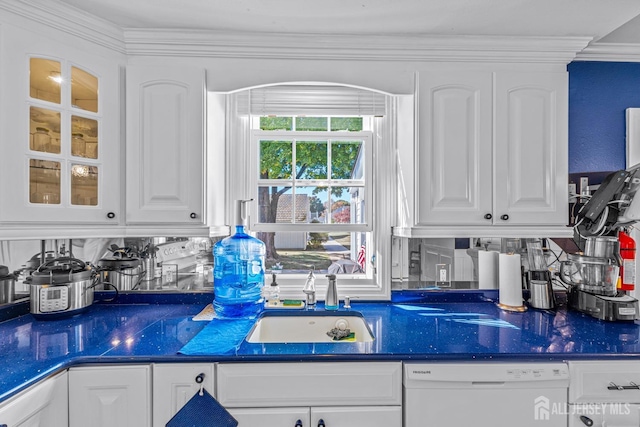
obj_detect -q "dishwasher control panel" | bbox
[404,362,570,384]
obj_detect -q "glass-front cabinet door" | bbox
[29,59,100,208]
[0,24,122,227]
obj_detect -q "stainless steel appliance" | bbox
[568,166,640,321]
[29,257,97,319]
[559,253,639,321]
[526,239,555,310]
[97,256,143,291]
[0,265,16,304]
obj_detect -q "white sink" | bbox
[245,312,374,343]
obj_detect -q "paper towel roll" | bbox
[498,253,523,307]
[478,250,499,289]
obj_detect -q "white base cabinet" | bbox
[68,365,150,427]
[568,361,640,427]
[152,363,215,427]
[218,362,402,427]
[0,371,68,427]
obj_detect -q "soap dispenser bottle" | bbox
[303,269,316,308]
[325,274,339,310]
[213,199,266,318]
[264,273,280,307]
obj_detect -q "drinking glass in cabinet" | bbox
[30,58,61,104]
[71,116,98,159]
[71,66,98,113]
[30,107,61,154]
[71,133,86,158]
[29,159,61,204]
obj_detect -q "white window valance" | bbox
[246,85,387,116]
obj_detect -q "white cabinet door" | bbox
[152,363,215,427]
[0,25,122,225]
[311,406,402,427]
[228,407,310,427]
[68,365,150,427]
[126,65,205,225]
[493,71,568,226]
[0,371,68,427]
[416,70,493,226]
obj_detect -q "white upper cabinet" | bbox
[125,65,205,226]
[413,67,569,236]
[493,71,568,226]
[0,25,123,225]
[416,70,493,226]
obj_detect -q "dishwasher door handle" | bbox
[471,381,506,387]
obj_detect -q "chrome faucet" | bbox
[325,274,339,310]
[303,269,316,308]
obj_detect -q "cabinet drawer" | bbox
[217,362,402,407]
[569,361,640,403]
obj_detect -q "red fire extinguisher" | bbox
[619,230,636,291]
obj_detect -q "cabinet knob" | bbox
[295,420,303,427]
[190,212,197,219]
[580,415,594,426]
[107,212,115,219]
[500,214,509,221]
[195,373,205,384]
[484,213,492,220]
[317,420,325,427]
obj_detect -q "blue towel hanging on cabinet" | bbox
[165,387,238,427]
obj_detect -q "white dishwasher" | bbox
[404,362,569,427]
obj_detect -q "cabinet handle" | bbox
[195,373,205,383]
[190,212,197,219]
[500,214,509,221]
[107,212,115,219]
[484,213,492,220]
[607,381,640,390]
[317,420,325,427]
[579,415,593,426]
[295,420,303,427]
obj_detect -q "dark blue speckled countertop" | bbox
[1,290,640,402]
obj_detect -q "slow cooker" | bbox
[29,257,97,319]
[0,265,15,304]
[97,256,143,291]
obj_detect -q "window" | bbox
[218,84,399,300]
[251,116,372,278]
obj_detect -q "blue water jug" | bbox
[213,200,265,318]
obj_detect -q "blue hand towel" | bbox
[166,388,238,427]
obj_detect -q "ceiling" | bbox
[56,0,640,44]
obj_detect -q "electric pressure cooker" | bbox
[29,257,97,319]
[97,256,143,291]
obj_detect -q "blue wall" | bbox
[568,61,640,174]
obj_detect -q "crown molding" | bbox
[124,29,591,64]
[0,1,593,63]
[0,0,125,53]
[575,42,640,62]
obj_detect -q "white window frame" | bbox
[217,89,399,302]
